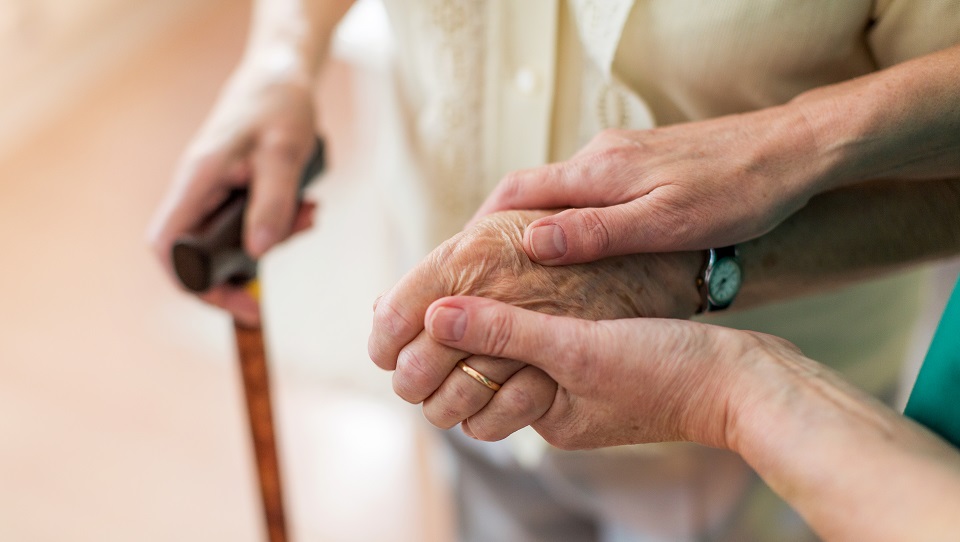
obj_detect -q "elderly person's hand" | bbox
[423,295,960,542]
[150,63,316,324]
[473,45,960,266]
[148,62,319,326]
[368,210,702,440]
[146,0,356,326]
[422,295,770,449]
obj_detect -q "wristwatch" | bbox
[696,246,742,314]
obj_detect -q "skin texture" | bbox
[423,296,960,542]
[473,45,960,266]
[371,177,960,440]
[368,209,702,440]
[471,107,822,262]
[369,45,960,431]
[147,0,354,325]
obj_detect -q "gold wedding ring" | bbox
[457,360,502,392]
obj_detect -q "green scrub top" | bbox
[905,276,960,448]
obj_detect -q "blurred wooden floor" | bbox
[0,2,451,541]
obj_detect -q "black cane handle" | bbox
[171,138,326,292]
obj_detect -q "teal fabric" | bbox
[905,276,960,448]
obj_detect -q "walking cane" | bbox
[170,140,326,542]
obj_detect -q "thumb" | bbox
[523,201,659,265]
[424,296,599,387]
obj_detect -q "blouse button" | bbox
[513,67,538,95]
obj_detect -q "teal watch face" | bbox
[708,257,742,306]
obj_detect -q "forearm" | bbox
[733,178,960,309]
[549,176,960,317]
[793,44,960,191]
[242,0,355,79]
[723,47,960,309]
[728,346,960,541]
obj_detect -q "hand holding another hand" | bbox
[473,106,831,265]
[422,295,960,542]
[422,296,767,449]
[368,210,702,440]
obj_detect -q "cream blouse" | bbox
[373,0,960,446]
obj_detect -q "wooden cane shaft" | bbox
[234,320,288,542]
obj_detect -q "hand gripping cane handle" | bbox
[170,138,326,292]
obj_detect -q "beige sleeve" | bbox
[868,0,960,67]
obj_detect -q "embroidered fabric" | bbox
[568,0,636,76]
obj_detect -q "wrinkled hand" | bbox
[473,106,830,265]
[421,295,960,542]
[369,210,701,440]
[423,295,797,450]
[147,65,319,325]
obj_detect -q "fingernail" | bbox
[249,227,275,256]
[529,224,566,261]
[430,306,466,342]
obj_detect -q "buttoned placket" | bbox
[482,0,559,194]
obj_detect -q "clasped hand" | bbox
[369,210,702,441]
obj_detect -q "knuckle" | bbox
[367,344,392,371]
[599,127,627,140]
[593,146,636,172]
[372,300,417,341]
[251,192,295,226]
[392,350,435,403]
[590,128,618,147]
[259,131,308,166]
[481,311,514,358]
[591,129,630,152]
[495,171,526,205]
[423,403,460,430]
[573,208,612,258]
[430,379,482,428]
[423,411,457,430]
[367,330,391,370]
[498,384,537,419]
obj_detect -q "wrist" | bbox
[786,89,870,193]
[724,334,960,540]
[238,41,320,86]
[717,336,831,474]
[754,100,851,200]
[673,326,770,450]
[723,337,900,483]
[244,0,353,80]
[654,250,707,319]
[786,72,927,191]
[789,47,960,190]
